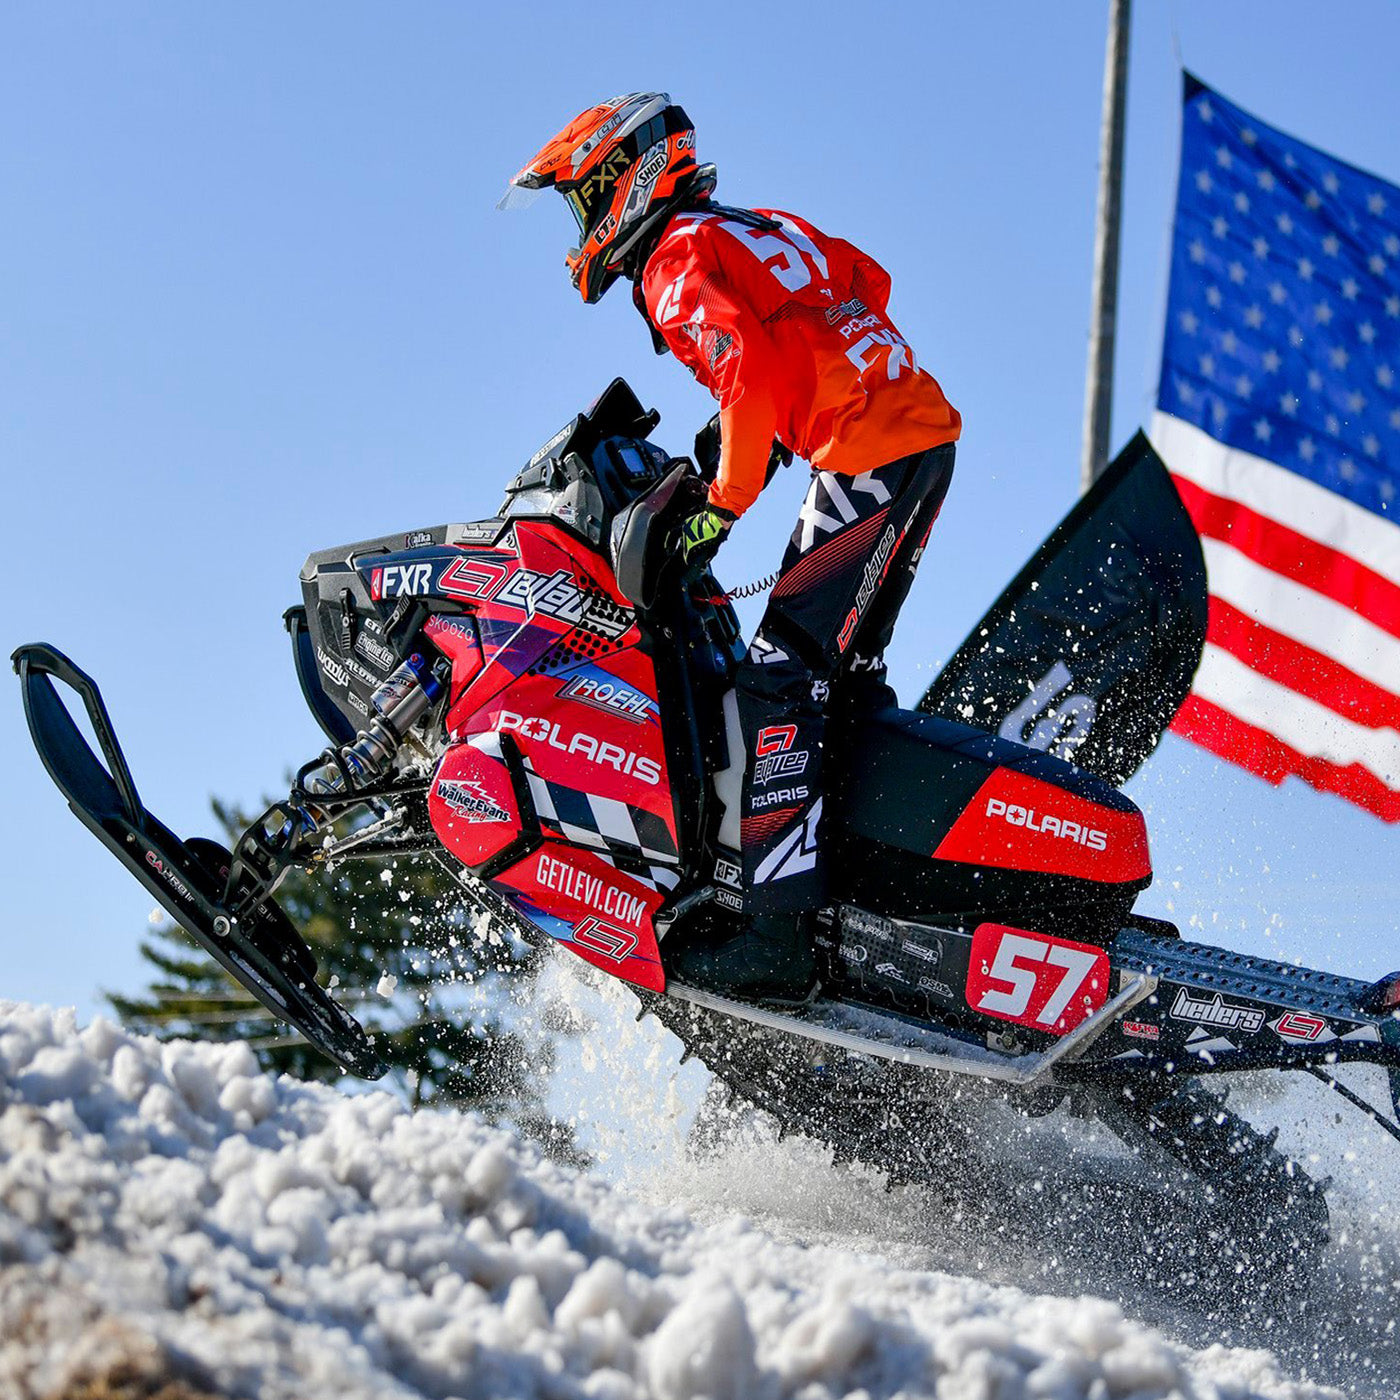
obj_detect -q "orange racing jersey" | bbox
[640,206,961,516]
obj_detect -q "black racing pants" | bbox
[736,442,956,916]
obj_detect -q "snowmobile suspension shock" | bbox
[223,654,444,909]
[305,652,443,797]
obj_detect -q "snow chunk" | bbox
[0,1001,1346,1400]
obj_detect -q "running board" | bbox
[667,973,1157,1087]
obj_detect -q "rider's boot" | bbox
[667,911,819,1005]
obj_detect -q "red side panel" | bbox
[932,767,1150,884]
[428,736,522,871]
[493,844,666,992]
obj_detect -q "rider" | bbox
[503,92,960,1002]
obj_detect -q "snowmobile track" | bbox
[642,987,1334,1303]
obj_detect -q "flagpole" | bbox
[1080,0,1131,491]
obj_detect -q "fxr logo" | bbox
[370,562,434,600]
[985,796,1108,851]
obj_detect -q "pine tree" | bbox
[109,798,580,1156]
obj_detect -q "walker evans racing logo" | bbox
[753,724,809,785]
[434,778,510,826]
[535,852,649,932]
[367,556,633,641]
[983,796,1108,851]
[494,710,662,786]
[559,673,656,724]
[1169,988,1266,1036]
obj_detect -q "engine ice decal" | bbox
[965,923,1110,1037]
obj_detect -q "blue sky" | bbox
[5,2,1399,1018]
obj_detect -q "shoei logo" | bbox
[984,797,1108,852]
[632,140,669,189]
[495,710,662,786]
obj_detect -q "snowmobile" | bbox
[16,379,1400,1279]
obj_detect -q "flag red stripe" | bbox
[1172,473,1400,641]
[1205,597,1400,731]
[1171,693,1400,821]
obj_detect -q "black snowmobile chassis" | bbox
[669,906,1400,1144]
[15,641,1400,1143]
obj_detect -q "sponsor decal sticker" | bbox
[571,916,638,963]
[754,749,809,785]
[1121,1020,1160,1041]
[537,852,649,927]
[917,976,956,1000]
[1270,1010,1330,1043]
[559,673,655,723]
[404,530,434,549]
[355,633,398,671]
[755,724,797,756]
[983,796,1108,852]
[435,778,511,826]
[1169,988,1266,1036]
[317,646,350,689]
[370,561,435,600]
[495,711,662,786]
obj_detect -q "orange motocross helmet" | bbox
[502,92,716,303]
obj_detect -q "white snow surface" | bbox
[0,1000,1345,1400]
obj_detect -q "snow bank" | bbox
[0,1001,1339,1400]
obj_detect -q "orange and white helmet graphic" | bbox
[501,92,712,303]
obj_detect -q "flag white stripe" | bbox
[1200,536,1400,694]
[1194,643,1400,785]
[1152,412,1400,584]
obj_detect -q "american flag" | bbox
[1153,75,1400,821]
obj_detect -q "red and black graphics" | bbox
[427,734,524,872]
[493,843,666,992]
[395,521,681,873]
[932,766,1150,884]
[829,709,1152,928]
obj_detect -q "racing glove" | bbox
[679,503,736,578]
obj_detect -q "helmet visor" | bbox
[496,181,547,213]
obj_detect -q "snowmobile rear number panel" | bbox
[966,923,1111,1036]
